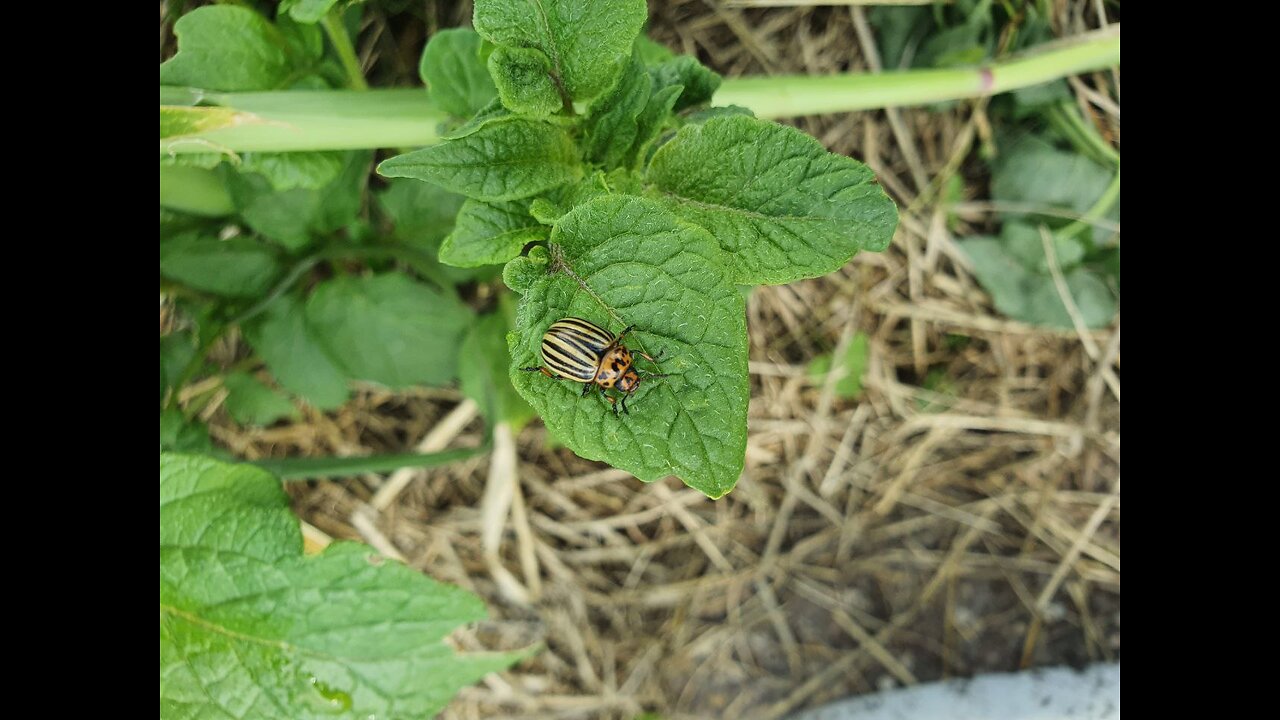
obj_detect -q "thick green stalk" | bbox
[160,89,444,154]
[159,26,1118,156]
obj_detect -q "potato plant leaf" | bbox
[243,294,351,410]
[472,0,648,105]
[160,6,309,91]
[160,233,281,298]
[305,273,472,388]
[508,195,748,498]
[160,453,523,719]
[440,199,548,268]
[420,28,499,118]
[488,45,563,117]
[647,116,899,285]
[378,118,582,201]
[222,372,301,426]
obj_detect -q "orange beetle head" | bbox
[616,369,641,394]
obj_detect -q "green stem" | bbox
[320,9,368,91]
[1046,100,1120,168]
[716,25,1119,117]
[159,26,1118,155]
[160,89,444,154]
[255,446,486,480]
[1058,167,1120,242]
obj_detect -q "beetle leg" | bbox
[635,349,665,364]
[582,382,594,398]
[620,393,630,415]
[599,386,619,416]
[522,366,562,380]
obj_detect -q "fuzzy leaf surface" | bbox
[509,195,747,498]
[647,116,898,284]
[378,119,581,201]
[420,28,499,118]
[472,0,647,104]
[440,199,548,267]
[159,454,522,720]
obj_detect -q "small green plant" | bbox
[160,453,526,718]
[160,0,900,499]
[373,0,899,498]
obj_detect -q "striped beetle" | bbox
[522,317,668,416]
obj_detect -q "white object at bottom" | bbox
[786,664,1120,720]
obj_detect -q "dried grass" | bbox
[173,1,1121,717]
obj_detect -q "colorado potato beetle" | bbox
[522,317,668,416]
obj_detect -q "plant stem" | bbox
[715,25,1119,116]
[321,8,368,91]
[160,89,442,154]
[1058,167,1120,242]
[159,26,1118,155]
[1046,100,1120,168]
[255,446,486,479]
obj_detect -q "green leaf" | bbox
[160,164,236,217]
[868,6,931,69]
[277,11,327,57]
[284,0,343,24]
[960,230,1116,330]
[378,178,466,250]
[159,409,218,455]
[305,273,472,388]
[441,97,512,140]
[224,150,372,251]
[461,312,536,428]
[440,199,548,268]
[161,334,196,403]
[509,195,748,498]
[420,28,499,118]
[223,372,301,426]
[376,180,493,283]
[159,6,297,91]
[503,244,551,293]
[634,35,676,65]
[488,46,563,116]
[807,332,870,400]
[378,119,582,201]
[160,453,523,719]
[991,134,1112,217]
[647,116,899,285]
[160,233,281,297]
[243,295,351,410]
[584,55,651,168]
[624,84,681,168]
[681,105,756,126]
[473,0,648,105]
[1000,222,1084,273]
[648,56,721,111]
[237,151,347,191]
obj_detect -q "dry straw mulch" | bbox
[190,1,1120,718]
